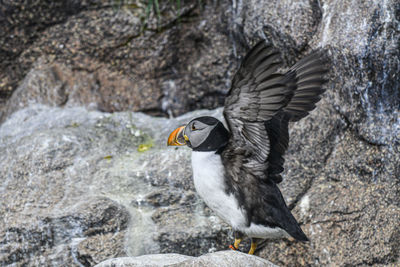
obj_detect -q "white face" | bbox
[184,119,217,149]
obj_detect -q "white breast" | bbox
[191,151,290,240]
[191,151,247,229]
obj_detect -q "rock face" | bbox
[94,251,277,267]
[235,0,399,145]
[0,0,399,266]
[0,105,231,266]
[0,0,238,121]
[232,0,399,266]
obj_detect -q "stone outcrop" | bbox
[94,250,277,267]
[0,0,237,121]
[235,0,399,145]
[233,1,399,265]
[0,105,231,266]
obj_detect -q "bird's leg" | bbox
[229,231,244,251]
[234,237,242,249]
[234,231,244,249]
[248,238,261,255]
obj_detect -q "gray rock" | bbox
[234,0,399,145]
[0,0,237,121]
[233,1,399,265]
[258,129,400,266]
[0,105,229,266]
[94,251,277,267]
[0,0,96,98]
[96,254,193,267]
[1,103,399,266]
[0,196,129,266]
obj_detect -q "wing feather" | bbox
[223,41,286,184]
[223,40,328,184]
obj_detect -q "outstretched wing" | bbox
[223,41,292,181]
[222,40,327,183]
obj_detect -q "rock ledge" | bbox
[94,251,278,267]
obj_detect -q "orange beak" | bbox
[167,126,187,146]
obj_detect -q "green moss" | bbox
[137,141,153,152]
[66,122,80,128]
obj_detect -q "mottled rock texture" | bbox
[0,0,399,266]
[0,105,230,266]
[0,0,237,121]
[233,1,399,265]
[236,0,399,145]
[94,250,277,267]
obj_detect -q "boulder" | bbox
[0,0,237,121]
[94,250,277,267]
[0,105,230,266]
[0,195,129,266]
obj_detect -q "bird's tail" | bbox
[283,52,329,122]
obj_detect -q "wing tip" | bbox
[283,50,330,121]
[293,229,309,242]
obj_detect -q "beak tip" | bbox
[167,125,186,147]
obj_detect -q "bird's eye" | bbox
[191,123,196,131]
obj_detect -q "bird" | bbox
[167,40,328,254]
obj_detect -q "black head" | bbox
[167,116,230,152]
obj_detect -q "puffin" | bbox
[167,40,328,254]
